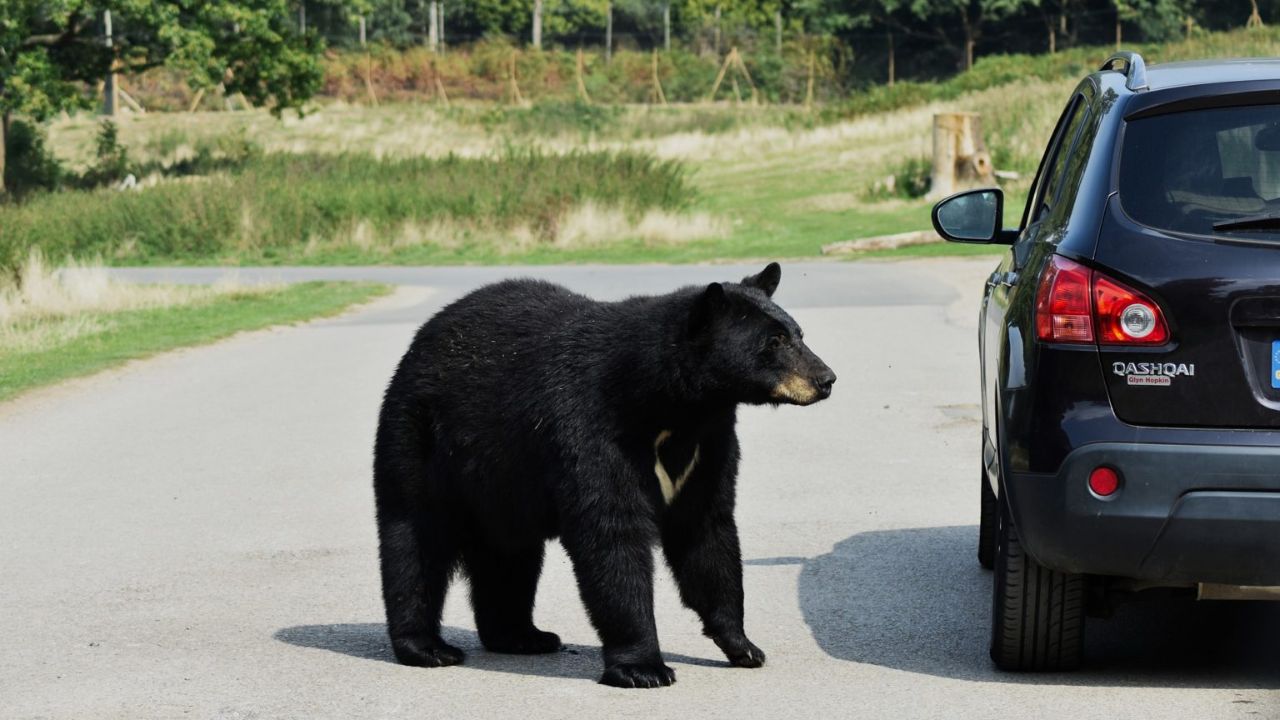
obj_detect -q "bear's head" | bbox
[688,262,836,406]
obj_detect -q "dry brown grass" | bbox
[0,252,272,353]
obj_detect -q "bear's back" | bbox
[397,279,608,421]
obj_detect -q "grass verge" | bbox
[0,150,692,271]
[0,280,389,403]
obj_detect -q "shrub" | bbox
[2,120,65,198]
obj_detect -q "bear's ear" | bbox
[742,262,781,297]
[690,282,729,335]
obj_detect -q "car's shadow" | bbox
[761,525,1280,688]
[274,623,725,681]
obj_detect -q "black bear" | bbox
[372,263,835,688]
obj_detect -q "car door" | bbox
[983,93,1090,476]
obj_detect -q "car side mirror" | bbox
[931,188,1014,244]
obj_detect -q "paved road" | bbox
[3,259,1278,719]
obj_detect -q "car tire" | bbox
[978,463,997,570]
[990,498,1086,671]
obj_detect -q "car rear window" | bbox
[1119,105,1280,239]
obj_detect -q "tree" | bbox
[901,0,1038,70]
[0,0,322,195]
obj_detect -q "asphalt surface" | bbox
[3,259,1278,719]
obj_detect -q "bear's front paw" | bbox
[391,635,465,667]
[480,628,563,655]
[599,662,677,689]
[715,636,766,668]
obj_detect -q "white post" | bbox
[532,0,543,49]
[103,10,117,116]
[663,3,671,51]
[428,0,439,50]
[359,15,367,46]
[605,2,613,61]
[714,6,722,55]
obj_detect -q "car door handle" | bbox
[996,271,1019,288]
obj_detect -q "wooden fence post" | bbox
[650,50,667,106]
[576,48,591,103]
[507,51,525,105]
[805,50,815,108]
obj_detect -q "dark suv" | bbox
[932,53,1280,671]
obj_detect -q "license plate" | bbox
[1273,340,1280,389]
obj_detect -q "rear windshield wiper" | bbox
[1212,213,1280,232]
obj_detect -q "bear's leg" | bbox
[464,542,562,654]
[377,510,464,667]
[374,405,464,668]
[561,511,675,688]
[663,514,766,669]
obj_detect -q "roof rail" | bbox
[1099,51,1149,92]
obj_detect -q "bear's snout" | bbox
[770,366,835,406]
[812,369,837,400]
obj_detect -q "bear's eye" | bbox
[766,334,788,351]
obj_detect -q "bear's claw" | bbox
[599,662,677,689]
[391,635,466,667]
[480,629,563,655]
[725,642,766,668]
[713,635,767,668]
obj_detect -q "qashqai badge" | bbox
[1112,361,1195,387]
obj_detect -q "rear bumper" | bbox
[1005,442,1280,585]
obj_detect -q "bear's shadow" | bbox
[273,624,725,681]
[770,525,1280,689]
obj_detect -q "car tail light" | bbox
[1035,256,1170,346]
[1094,275,1169,345]
[1035,256,1094,343]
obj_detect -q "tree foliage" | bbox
[1,1,321,119]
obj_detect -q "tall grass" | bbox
[0,251,272,353]
[0,149,693,270]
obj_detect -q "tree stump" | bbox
[928,112,996,200]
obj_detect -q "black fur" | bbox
[373,263,835,688]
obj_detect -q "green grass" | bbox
[0,150,690,271]
[0,281,388,403]
[22,25,1277,269]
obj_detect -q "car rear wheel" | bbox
[990,497,1086,671]
[978,463,997,570]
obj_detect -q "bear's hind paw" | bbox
[391,635,466,667]
[715,636,766,668]
[599,662,677,689]
[480,628,563,655]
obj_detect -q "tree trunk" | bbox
[929,112,995,201]
[961,16,975,70]
[775,10,782,54]
[0,111,9,196]
[714,6,721,55]
[605,2,613,61]
[532,0,542,49]
[1115,12,1122,50]
[428,0,438,50]
[663,3,671,51]
[887,31,895,86]
[103,10,117,116]
[359,15,367,46]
